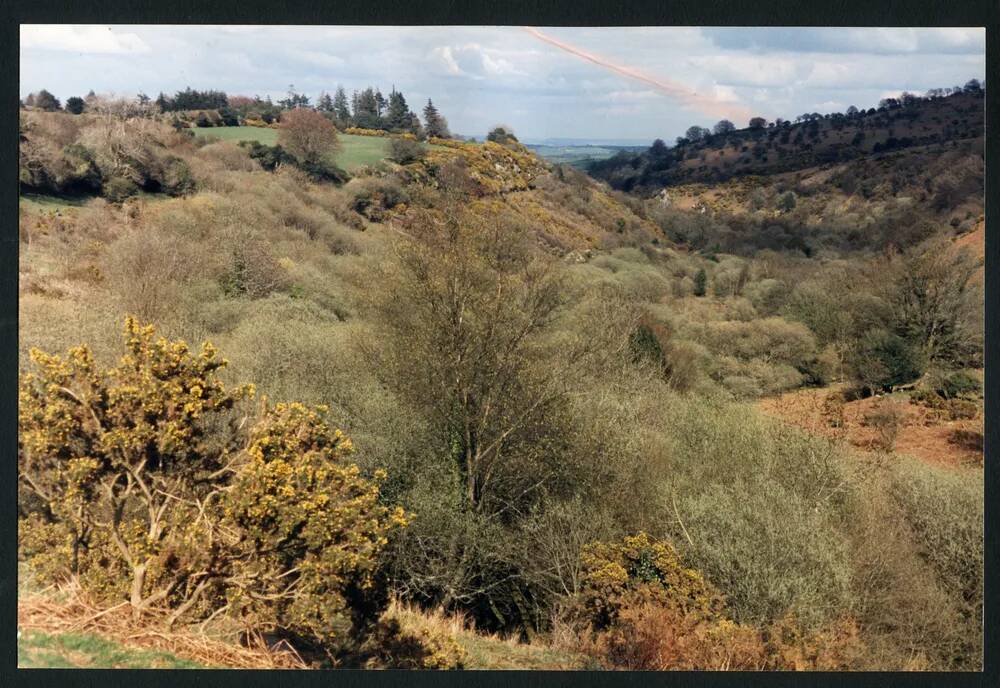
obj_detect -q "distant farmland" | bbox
[527,144,647,168]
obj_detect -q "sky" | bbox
[20,25,986,144]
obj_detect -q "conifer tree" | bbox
[333,86,351,125]
[386,88,412,132]
[33,89,61,111]
[422,98,450,139]
[353,88,381,129]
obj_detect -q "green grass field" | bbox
[192,126,395,172]
[192,125,278,145]
[19,193,89,213]
[18,630,205,669]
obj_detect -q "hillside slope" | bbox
[591,89,984,191]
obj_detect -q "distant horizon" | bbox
[20,26,985,142]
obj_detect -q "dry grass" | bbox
[18,579,307,669]
[382,598,588,670]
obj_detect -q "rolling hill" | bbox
[590,89,985,192]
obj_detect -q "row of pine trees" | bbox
[23,84,453,138]
[313,85,450,138]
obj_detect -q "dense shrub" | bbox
[656,397,856,628]
[103,176,139,203]
[18,319,409,663]
[577,533,723,630]
[219,235,291,298]
[932,369,981,399]
[847,329,923,394]
[297,156,350,184]
[388,138,426,165]
[887,458,983,667]
[240,140,297,171]
[278,107,341,163]
[344,177,409,221]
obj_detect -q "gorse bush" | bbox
[18,318,411,664]
[577,533,723,630]
[573,533,863,671]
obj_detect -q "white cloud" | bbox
[687,54,801,87]
[603,89,659,102]
[21,25,150,54]
[713,84,739,102]
[431,46,466,76]
[813,100,843,111]
[287,49,346,69]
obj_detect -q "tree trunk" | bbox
[130,563,148,621]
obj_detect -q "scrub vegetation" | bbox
[17,82,983,670]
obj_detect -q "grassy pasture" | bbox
[192,126,396,171]
[192,125,278,145]
[18,630,205,669]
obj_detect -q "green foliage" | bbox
[657,397,856,629]
[486,126,518,145]
[224,402,408,657]
[219,237,291,298]
[693,268,707,296]
[159,156,196,196]
[32,89,62,111]
[388,138,426,165]
[886,241,983,367]
[240,140,297,171]
[64,97,85,115]
[16,97,984,670]
[934,370,981,399]
[628,323,666,371]
[240,140,349,184]
[102,176,139,203]
[847,329,923,393]
[422,99,450,139]
[345,177,409,221]
[886,457,983,667]
[297,157,350,185]
[777,191,797,212]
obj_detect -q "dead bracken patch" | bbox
[757,384,983,468]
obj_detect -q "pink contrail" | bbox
[522,26,753,124]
